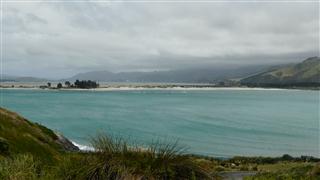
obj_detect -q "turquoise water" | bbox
[1,89,319,157]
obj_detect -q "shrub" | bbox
[252,165,258,171]
[240,165,249,171]
[57,83,63,89]
[0,138,9,155]
[214,166,225,172]
[310,163,320,177]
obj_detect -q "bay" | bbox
[1,88,319,157]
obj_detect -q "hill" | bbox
[66,65,270,83]
[0,75,48,82]
[241,57,320,87]
[0,108,78,162]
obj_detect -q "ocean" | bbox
[1,88,319,157]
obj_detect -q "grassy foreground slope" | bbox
[241,56,320,87]
[0,107,78,162]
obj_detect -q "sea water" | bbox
[1,88,319,157]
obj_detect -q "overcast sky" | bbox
[3,1,319,79]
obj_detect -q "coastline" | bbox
[0,86,310,91]
[70,140,320,160]
[71,141,95,152]
[1,81,319,91]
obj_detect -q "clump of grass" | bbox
[0,134,213,180]
[83,133,211,180]
[50,153,94,180]
[0,154,42,180]
[309,163,320,177]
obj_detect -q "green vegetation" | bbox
[65,81,71,87]
[60,135,211,180]
[0,154,43,180]
[241,56,320,87]
[0,107,319,179]
[57,83,63,89]
[74,80,99,89]
[41,80,99,89]
[0,108,69,163]
[0,134,212,179]
[244,163,320,180]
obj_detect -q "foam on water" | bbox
[72,141,95,151]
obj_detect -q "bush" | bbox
[310,163,320,177]
[252,165,258,171]
[240,165,249,171]
[57,83,63,89]
[0,138,9,155]
[214,166,225,172]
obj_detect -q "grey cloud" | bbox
[3,1,319,79]
[25,13,47,25]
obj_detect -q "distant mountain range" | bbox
[2,57,319,87]
[241,57,320,87]
[0,75,48,82]
[65,65,271,83]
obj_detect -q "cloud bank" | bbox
[3,1,319,79]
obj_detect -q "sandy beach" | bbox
[0,86,291,91]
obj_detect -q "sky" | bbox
[3,0,319,79]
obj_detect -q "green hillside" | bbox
[0,108,78,163]
[241,57,320,87]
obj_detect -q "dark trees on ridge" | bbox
[74,80,99,89]
[65,81,71,87]
[57,83,63,89]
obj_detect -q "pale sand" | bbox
[0,86,295,91]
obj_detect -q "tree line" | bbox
[43,80,99,89]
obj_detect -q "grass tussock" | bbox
[0,154,42,180]
[0,134,212,180]
[84,134,211,180]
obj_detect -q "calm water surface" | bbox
[1,89,319,157]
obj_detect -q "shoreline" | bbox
[0,86,312,91]
[70,140,320,160]
[71,141,95,152]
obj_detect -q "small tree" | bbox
[47,82,51,88]
[57,83,63,89]
[75,80,80,87]
[65,81,71,87]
